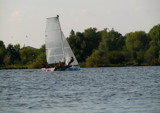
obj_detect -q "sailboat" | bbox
[41,15,80,71]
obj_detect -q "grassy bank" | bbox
[0,62,155,70]
[0,65,28,69]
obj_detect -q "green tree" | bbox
[145,46,159,65]
[146,24,160,65]
[13,44,21,64]
[67,28,101,62]
[107,51,129,65]
[6,44,17,64]
[28,52,47,68]
[3,55,10,65]
[39,44,46,53]
[86,29,126,66]
[99,29,125,52]
[0,40,6,65]
[126,31,148,51]
[86,50,109,67]
[83,28,101,57]
[125,31,149,64]
[148,24,160,46]
[20,47,36,64]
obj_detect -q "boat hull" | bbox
[41,67,55,71]
[65,66,80,71]
[41,66,80,71]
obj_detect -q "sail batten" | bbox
[45,17,79,65]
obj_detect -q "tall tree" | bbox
[99,29,125,52]
[20,47,36,64]
[86,29,126,67]
[67,28,101,62]
[0,40,6,65]
[125,31,149,64]
[6,44,17,64]
[14,44,21,63]
[83,28,101,59]
[145,24,160,65]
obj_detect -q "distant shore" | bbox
[0,63,157,70]
[0,65,28,70]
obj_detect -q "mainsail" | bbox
[45,17,78,65]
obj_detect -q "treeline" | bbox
[0,24,160,69]
[67,24,160,67]
[0,43,47,69]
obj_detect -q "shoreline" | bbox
[0,64,159,70]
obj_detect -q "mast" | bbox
[57,15,65,63]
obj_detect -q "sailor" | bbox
[68,56,74,66]
[54,61,62,71]
[57,15,59,19]
[58,61,62,68]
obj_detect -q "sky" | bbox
[0,0,160,48]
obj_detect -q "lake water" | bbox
[0,66,160,113]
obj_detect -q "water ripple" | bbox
[0,67,160,113]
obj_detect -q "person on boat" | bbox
[63,56,74,70]
[58,61,63,67]
[68,56,74,66]
[57,15,59,19]
[54,61,63,71]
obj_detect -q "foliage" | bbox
[0,41,6,65]
[67,24,160,67]
[145,24,160,65]
[67,28,101,62]
[20,47,36,64]
[28,45,47,68]
[125,31,149,64]
[5,44,21,65]
[0,42,47,69]
[28,52,47,69]
[85,29,127,67]
[99,29,125,52]
[0,24,160,69]
[126,31,149,52]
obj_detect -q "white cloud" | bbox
[106,9,111,15]
[80,8,88,14]
[134,7,143,13]
[9,11,21,23]
[11,11,20,17]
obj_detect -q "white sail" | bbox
[62,32,78,65]
[45,17,64,64]
[45,16,78,66]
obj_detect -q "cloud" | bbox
[106,9,111,15]
[10,11,21,23]
[11,11,20,17]
[134,7,143,13]
[69,9,88,16]
[80,8,88,14]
